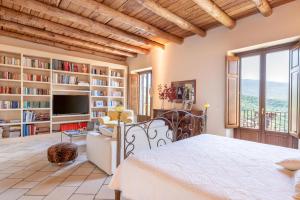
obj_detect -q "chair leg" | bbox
[115,190,121,200]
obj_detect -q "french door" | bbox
[234,46,298,148]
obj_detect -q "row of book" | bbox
[111,91,123,97]
[91,79,107,86]
[0,101,20,109]
[108,100,122,107]
[0,119,21,124]
[0,56,21,66]
[0,86,21,94]
[23,101,50,109]
[91,68,107,76]
[52,73,79,84]
[91,90,106,97]
[24,88,49,95]
[23,57,50,69]
[52,59,88,73]
[0,125,21,138]
[110,71,122,77]
[111,80,121,87]
[0,71,20,80]
[23,111,50,122]
[94,100,106,107]
[22,125,50,136]
[92,111,106,118]
[24,74,50,82]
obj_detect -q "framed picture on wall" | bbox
[171,79,196,104]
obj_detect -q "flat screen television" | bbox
[53,95,89,115]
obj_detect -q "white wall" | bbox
[127,1,300,135]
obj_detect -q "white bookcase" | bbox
[0,49,127,138]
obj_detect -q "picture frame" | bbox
[171,80,196,104]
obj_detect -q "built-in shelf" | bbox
[0,122,21,126]
[23,108,51,111]
[52,90,90,93]
[52,114,90,118]
[52,70,89,76]
[53,83,89,87]
[0,79,21,83]
[0,108,21,111]
[23,121,51,124]
[90,85,109,88]
[110,86,125,89]
[52,119,90,125]
[23,81,51,84]
[110,76,124,80]
[91,106,110,109]
[23,95,51,97]
[91,74,109,78]
[0,64,21,69]
[0,94,21,96]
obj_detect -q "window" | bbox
[138,71,152,116]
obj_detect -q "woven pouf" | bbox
[47,142,78,165]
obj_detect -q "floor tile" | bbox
[18,196,45,200]
[25,171,52,182]
[69,194,94,200]
[76,173,106,194]
[43,186,77,200]
[61,175,87,187]
[26,176,65,196]
[0,178,22,193]
[72,166,94,176]
[95,185,115,199]
[12,181,39,189]
[9,170,35,179]
[0,173,11,181]
[0,188,28,200]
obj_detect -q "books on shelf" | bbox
[0,101,20,109]
[52,59,88,73]
[111,80,121,87]
[110,71,122,77]
[52,73,79,84]
[0,125,21,138]
[94,100,105,107]
[24,88,49,95]
[0,86,21,94]
[91,68,107,76]
[23,57,50,69]
[108,100,121,107]
[110,91,123,97]
[23,101,50,109]
[0,71,20,80]
[24,74,50,82]
[23,111,50,122]
[92,78,107,86]
[92,111,106,118]
[0,56,20,65]
[91,90,106,97]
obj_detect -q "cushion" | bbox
[99,126,114,137]
[294,170,300,199]
[108,111,119,121]
[276,158,300,171]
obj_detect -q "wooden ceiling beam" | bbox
[71,0,183,44]
[0,19,137,57]
[0,29,126,63]
[135,0,206,36]
[192,0,236,29]
[251,0,272,17]
[0,6,149,55]
[5,0,165,48]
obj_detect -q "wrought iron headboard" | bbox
[116,109,207,162]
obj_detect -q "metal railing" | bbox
[240,109,288,132]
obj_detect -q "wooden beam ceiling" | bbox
[5,0,165,48]
[0,19,137,57]
[251,0,273,16]
[70,0,183,44]
[135,0,206,36]
[0,6,149,55]
[0,29,127,64]
[191,0,236,29]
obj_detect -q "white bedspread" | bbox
[110,134,299,200]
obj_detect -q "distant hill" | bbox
[241,79,288,101]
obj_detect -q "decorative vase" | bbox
[82,65,88,73]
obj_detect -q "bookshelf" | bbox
[0,50,127,139]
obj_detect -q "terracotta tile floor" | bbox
[0,133,116,200]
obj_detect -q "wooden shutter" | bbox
[225,56,240,128]
[289,43,300,137]
[128,74,139,115]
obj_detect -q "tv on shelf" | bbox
[53,95,89,115]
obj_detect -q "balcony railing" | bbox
[240,109,288,132]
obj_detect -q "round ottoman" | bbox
[47,142,78,165]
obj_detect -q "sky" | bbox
[241,50,289,83]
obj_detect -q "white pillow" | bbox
[276,158,300,171]
[99,127,114,137]
[294,170,300,199]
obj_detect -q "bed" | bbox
[109,110,298,200]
